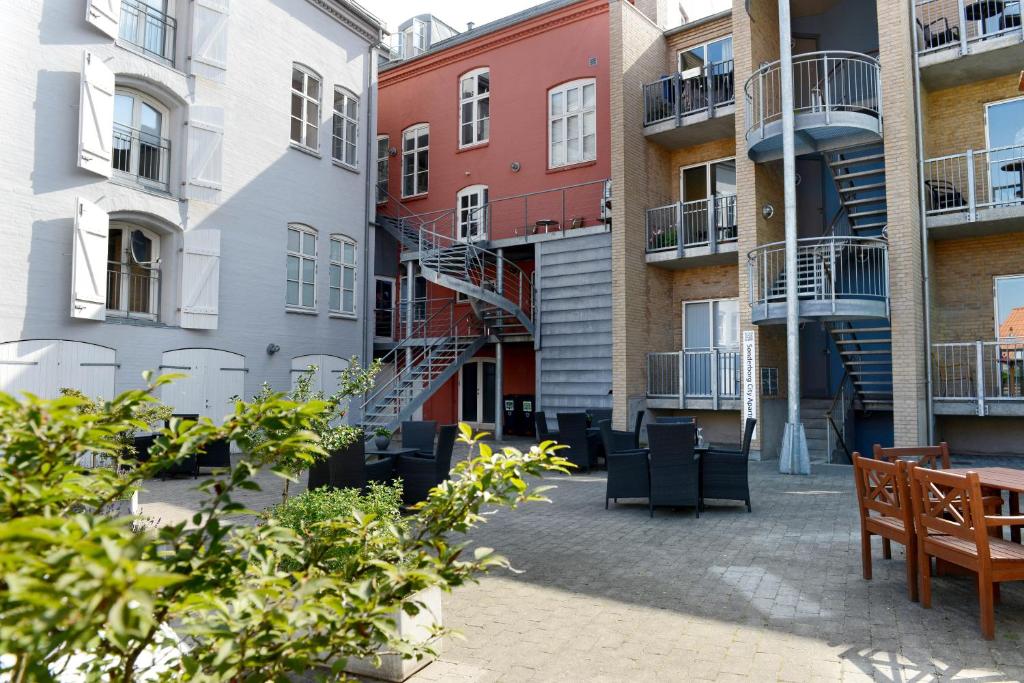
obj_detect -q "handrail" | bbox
[646,194,738,253]
[932,338,1024,415]
[642,60,735,127]
[923,142,1024,218]
[915,0,1024,56]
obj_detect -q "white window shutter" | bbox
[186,106,224,202]
[71,197,109,321]
[190,0,229,83]
[85,0,120,39]
[78,51,114,177]
[180,230,221,329]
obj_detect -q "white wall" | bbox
[0,0,380,406]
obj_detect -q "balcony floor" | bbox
[920,33,1024,91]
[746,112,883,163]
[751,299,888,325]
[644,106,735,149]
[927,202,1024,240]
[647,396,741,411]
[646,242,739,270]
[934,399,1024,417]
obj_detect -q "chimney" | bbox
[467,21,475,31]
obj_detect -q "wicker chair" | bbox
[588,408,613,426]
[556,412,594,472]
[400,420,437,457]
[702,418,756,512]
[599,419,650,509]
[197,438,231,473]
[654,416,695,425]
[534,411,560,442]
[647,423,700,518]
[395,424,457,505]
[632,410,646,449]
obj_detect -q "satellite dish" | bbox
[130,230,158,268]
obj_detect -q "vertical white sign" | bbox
[742,330,758,439]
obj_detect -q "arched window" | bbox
[286,224,318,310]
[106,223,161,319]
[402,124,429,197]
[113,89,170,190]
[457,185,489,242]
[548,79,596,169]
[459,68,490,148]
[291,64,322,151]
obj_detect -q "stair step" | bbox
[832,338,891,345]
[839,349,891,356]
[848,209,887,219]
[830,153,885,167]
[830,326,891,334]
[838,182,886,194]
[843,196,887,207]
[832,168,885,182]
[851,222,888,232]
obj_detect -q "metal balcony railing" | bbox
[747,236,889,310]
[932,339,1024,413]
[119,0,176,65]
[643,60,735,127]
[923,143,1024,219]
[106,264,160,318]
[915,0,1023,56]
[744,51,881,140]
[646,194,738,253]
[647,349,741,406]
[113,124,171,191]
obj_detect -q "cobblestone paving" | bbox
[138,448,1024,682]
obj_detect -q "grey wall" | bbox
[0,0,378,403]
[536,231,613,418]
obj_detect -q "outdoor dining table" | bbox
[946,466,1024,543]
[999,159,1024,198]
[964,0,1005,22]
[365,446,420,464]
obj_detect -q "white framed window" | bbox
[683,299,739,351]
[678,36,733,77]
[459,68,490,148]
[113,89,170,190]
[457,185,489,242]
[330,236,357,316]
[106,224,161,319]
[332,88,358,167]
[119,0,174,64]
[402,18,427,58]
[290,65,321,151]
[548,79,596,169]
[376,135,389,204]
[402,124,429,197]
[287,224,317,310]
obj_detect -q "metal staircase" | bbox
[826,145,888,238]
[827,322,894,411]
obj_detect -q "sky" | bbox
[368,0,731,35]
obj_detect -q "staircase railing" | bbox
[825,369,855,464]
[360,299,483,418]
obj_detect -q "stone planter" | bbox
[374,434,392,450]
[342,586,443,681]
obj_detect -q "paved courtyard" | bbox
[140,447,1024,682]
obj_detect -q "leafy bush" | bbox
[262,482,405,571]
[0,376,572,681]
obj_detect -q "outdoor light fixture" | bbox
[266,343,280,355]
[388,147,397,157]
[511,161,521,172]
[762,202,775,220]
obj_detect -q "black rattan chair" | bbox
[395,424,457,505]
[916,16,960,50]
[599,420,650,509]
[632,410,645,449]
[535,411,560,442]
[556,412,594,472]
[400,420,437,457]
[654,416,695,425]
[588,408,613,426]
[197,438,231,472]
[702,418,755,513]
[647,423,700,518]
[924,179,967,212]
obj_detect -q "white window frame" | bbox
[682,298,739,352]
[456,185,489,242]
[332,87,359,168]
[286,224,318,311]
[677,35,734,77]
[376,135,390,204]
[459,68,490,148]
[984,95,1024,205]
[290,64,321,152]
[402,123,429,198]
[374,275,397,340]
[106,223,161,320]
[330,235,357,317]
[994,274,1024,339]
[113,88,170,190]
[548,79,597,169]
[679,156,737,202]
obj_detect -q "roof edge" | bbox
[663,8,733,39]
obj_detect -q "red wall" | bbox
[377,0,611,241]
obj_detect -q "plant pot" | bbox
[342,586,443,681]
[374,435,391,450]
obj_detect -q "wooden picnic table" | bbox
[946,466,1024,543]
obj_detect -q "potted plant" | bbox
[374,426,393,450]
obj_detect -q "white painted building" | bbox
[0,0,383,421]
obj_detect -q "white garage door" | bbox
[0,339,116,399]
[160,348,246,424]
[291,354,349,395]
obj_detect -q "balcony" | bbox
[915,0,1023,90]
[747,236,889,324]
[113,124,171,192]
[924,143,1024,238]
[118,0,176,66]
[645,195,738,268]
[106,263,160,320]
[744,52,883,163]
[646,349,741,410]
[932,339,1024,415]
[642,61,735,149]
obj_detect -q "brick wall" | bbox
[664,13,733,74]
[924,73,1023,157]
[668,137,738,202]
